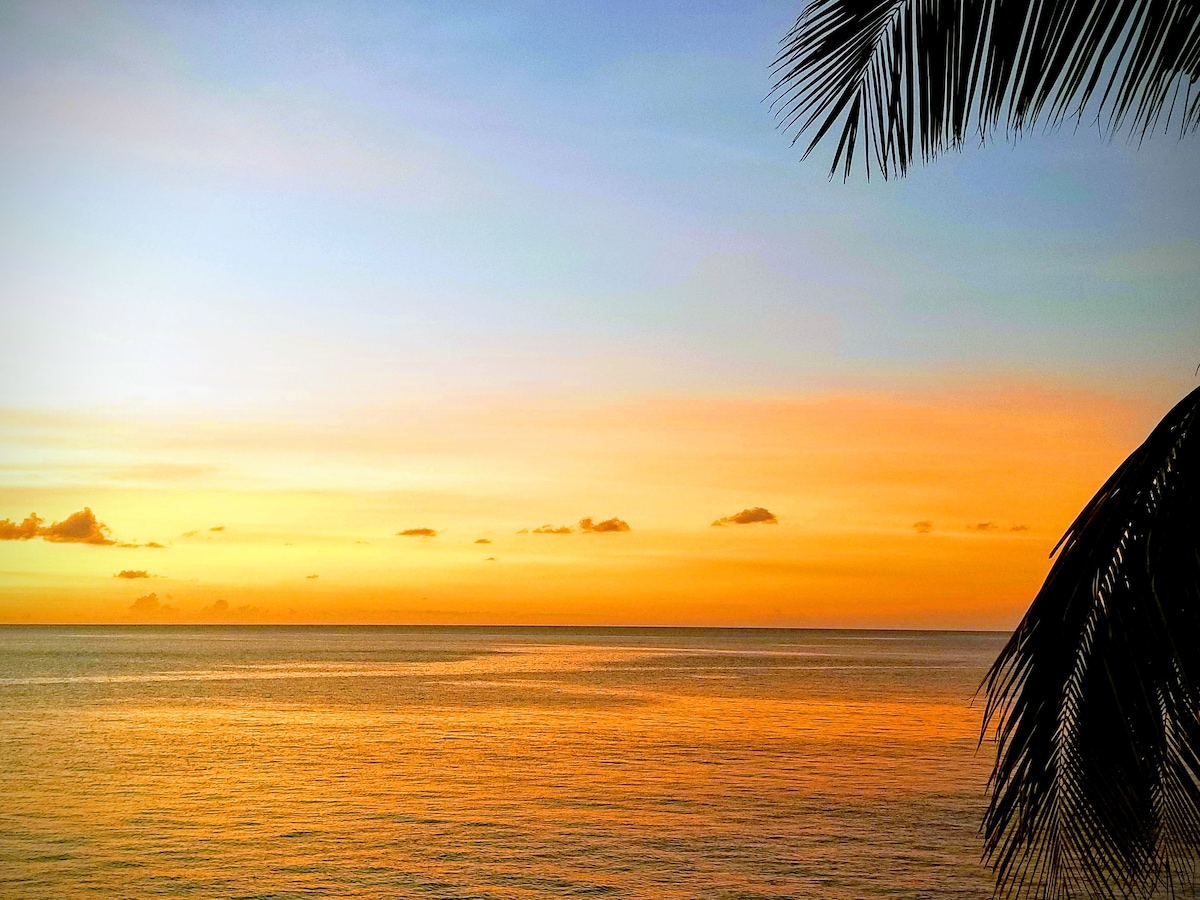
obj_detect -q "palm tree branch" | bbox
[979,383,1200,898]
[772,0,1200,178]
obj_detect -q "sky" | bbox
[1,0,1198,627]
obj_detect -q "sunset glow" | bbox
[2,2,1198,628]
[0,383,1177,627]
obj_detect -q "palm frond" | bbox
[980,383,1200,899]
[770,0,1200,179]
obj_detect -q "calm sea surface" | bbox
[0,626,1008,898]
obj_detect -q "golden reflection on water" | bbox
[1,628,1005,898]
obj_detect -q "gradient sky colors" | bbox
[2,1,1198,626]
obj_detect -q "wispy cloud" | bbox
[209,526,225,532]
[398,527,437,537]
[579,517,630,533]
[0,509,115,545]
[712,507,777,526]
[475,538,492,544]
[967,522,999,532]
[115,569,150,579]
[1010,524,1030,532]
[913,520,934,534]
[305,574,319,579]
[522,517,630,534]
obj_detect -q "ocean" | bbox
[0,626,1008,898]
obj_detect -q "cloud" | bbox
[117,541,166,549]
[912,520,934,534]
[531,524,573,534]
[43,508,115,545]
[579,517,630,533]
[209,526,225,532]
[484,557,496,561]
[0,513,43,540]
[0,509,115,545]
[475,538,492,544]
[128,592,176,620]
[398,528,437,537]
[115,570,150,579]
[1010,524,1030,532]
[968,522,999,532]
[198,598,258,620]
[181,530,199,538]
[712,507,778,527]
[305,574,319,579]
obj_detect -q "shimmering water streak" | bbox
[0,626,1006,898]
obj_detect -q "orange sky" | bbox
[4,3,1199,631]
[0,381,1169,628]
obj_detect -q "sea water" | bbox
[0,626,1007,898]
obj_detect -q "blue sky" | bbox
[2,0,1198,414]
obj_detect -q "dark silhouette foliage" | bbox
[768,0,1200,897]
[770,0,1200,179]
[769,3,1200,893]
[979,384,1200,898]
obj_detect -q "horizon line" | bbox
[0,622,1011,634]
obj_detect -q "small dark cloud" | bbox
[398,527,437,537]
[968,522,999,532]
[579,517,630,533]
[355,540,370,545]
[145,541,165,548]
[209,526,225,532]
[913,520,934,534]
[305,574,319,579]
[2,509,116,545]
[516,528,528,534]
[0,513,43,540]
[181,530,199,538]
[712,507,777,527]
[117,540,166,549]
[1010,524,1030,532]
[532,524,573,534]
[115,570,150,579]
[475,538,492,544]
[484,557,496,561]
[42,508,114,545]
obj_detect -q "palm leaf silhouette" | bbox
[980,383,1200,898]
[770,0,1200,179]
[769,3,1200,893]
